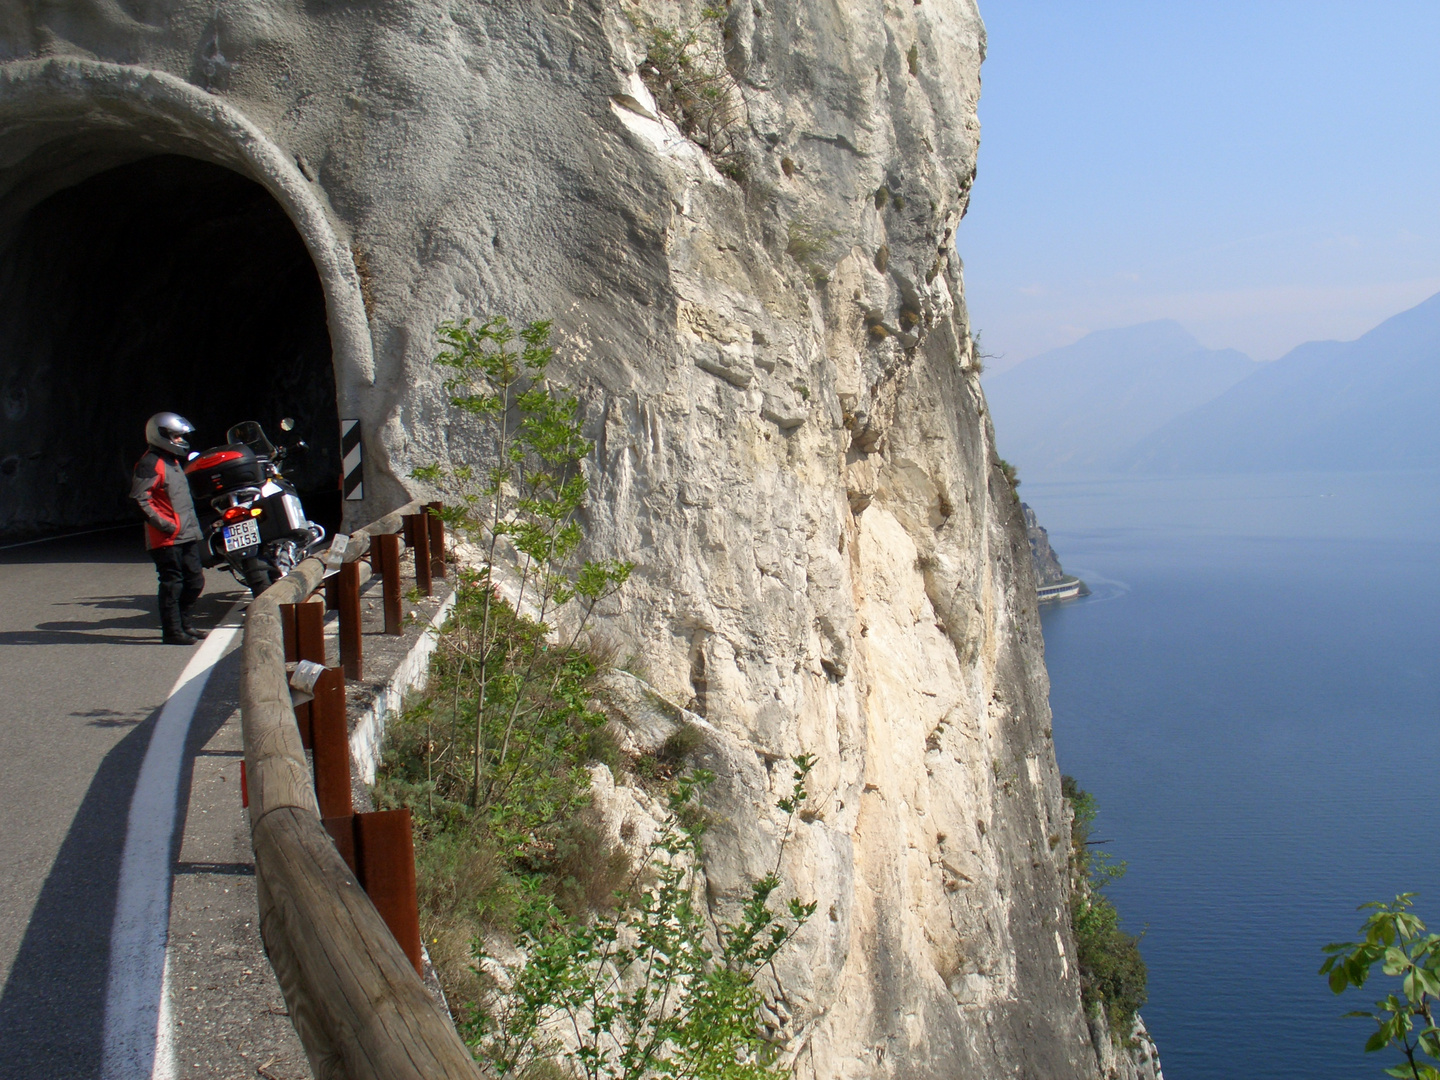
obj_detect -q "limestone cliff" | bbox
[1023,502,1068,586]
[0,0,1129,1074]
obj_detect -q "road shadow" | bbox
[73,707,154,729]
[0,588,244,647]
[0,647,240,1079]
[0,528,146,565]
[0,628,161,647]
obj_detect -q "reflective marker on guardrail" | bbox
[289,659,326,706]
[322,532,350,579]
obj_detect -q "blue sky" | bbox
[959,1,1440,366]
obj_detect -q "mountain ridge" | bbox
[1122,290,1440,473]
[981,319,1258,477]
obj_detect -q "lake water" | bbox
[1029,470,1440,1080]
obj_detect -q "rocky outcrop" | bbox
[1091,1014,1165,1080]
[1023,502,1068,586]
[0,1,1134,1075]
[1023,502,1088,601]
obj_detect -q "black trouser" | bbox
[150,541,205,635]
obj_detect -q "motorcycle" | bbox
[185,419,327,595]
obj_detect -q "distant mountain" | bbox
[1122,291,1440,473]
[982,320,1258,478]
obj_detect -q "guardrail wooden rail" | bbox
[240,500,481,1080]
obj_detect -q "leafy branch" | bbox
[472,757,818,1080]
[1323,894,1440,1078]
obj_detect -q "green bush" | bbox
[474,762,817,1080]
[1062,775,1147,1035]
[784,220,839,285]
[378,315,636,1015]
[406,316,632,815]
[659,722,705,768]
[375,580,635,1017]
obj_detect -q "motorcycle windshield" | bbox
[226,421,276,459]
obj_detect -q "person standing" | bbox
[131,412,206,645]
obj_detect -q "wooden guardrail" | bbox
[240,500,481,1080]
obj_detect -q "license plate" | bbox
[223,518,261,552]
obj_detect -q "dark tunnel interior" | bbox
[0,154,342,542]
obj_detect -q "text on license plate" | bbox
[223,518,261,552]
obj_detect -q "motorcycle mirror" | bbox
[279,417,296,432]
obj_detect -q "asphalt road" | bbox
[0,529,307,1078]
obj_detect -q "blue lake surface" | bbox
[1029,470,1440,1080]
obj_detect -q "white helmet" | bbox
[145,412,195,456]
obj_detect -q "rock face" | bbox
[1094,1017,1165,1080]
[1023,502,1068,586]
[0,1,1127,1075]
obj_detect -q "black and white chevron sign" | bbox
[341,419,363,500]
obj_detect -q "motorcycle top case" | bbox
[185,444,264,499]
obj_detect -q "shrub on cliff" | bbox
[1062,775,1148,1036]
[475,761,817,1080]
[636,9,749,183]
[408,315,632,815]
[379,316,636,1009]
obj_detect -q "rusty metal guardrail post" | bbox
[404,512,433,597]
[374,533,403,636]
[240,500,480,1079]
[426,502,446,581]
[337,561,364,680]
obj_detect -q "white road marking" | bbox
[100,604,244,1080]
[151,955,176,1080]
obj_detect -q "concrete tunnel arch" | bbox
[0,58,377,541]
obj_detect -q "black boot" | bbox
[160,611,196,644]
[180,613,204,638]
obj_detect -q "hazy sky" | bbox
[958,1,1440,366]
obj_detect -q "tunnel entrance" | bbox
[0,154,342,542]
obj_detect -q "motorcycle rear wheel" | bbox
[241,556,278,597]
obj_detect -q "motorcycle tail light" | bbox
[222,505,252,523]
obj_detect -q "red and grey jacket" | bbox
[131,449,203,550]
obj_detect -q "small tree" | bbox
[412,316,631,813]
[637,8,749,183]
[1322,894,1440,1079]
